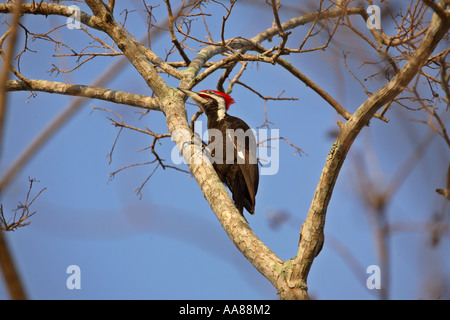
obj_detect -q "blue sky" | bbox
[1,1,449,300]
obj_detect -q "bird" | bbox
[178,88,259,217]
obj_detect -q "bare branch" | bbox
[268,0,291,63]
[2,0,449,301]
[0,3,99,30]
[6,79,161,111]
[164,0,191,64]
[181,5,366,87]
[286,6,450,300]
[422,0,448,21]
[0,178,47,232]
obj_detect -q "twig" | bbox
[217,60,239,93]
[226,62,247,93]
[165,0,191,64]
[0,178,47,231]
[236,81,298,101]
[190,109,204,132]
[220,0,238,53]
[269,0,291,63]
[258,135,306,157]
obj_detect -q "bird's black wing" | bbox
[225,116,259,214]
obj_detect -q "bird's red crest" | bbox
[199,90,235,110]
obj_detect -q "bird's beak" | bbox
[178,88,209,106]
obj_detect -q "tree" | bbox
[0,0,449,300]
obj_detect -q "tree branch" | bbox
[4,0,447,300]
[0,3,100,31]
[6,79,161,111]
[285,6,450,300]
[83,0,286,289]
[181,6,366,87]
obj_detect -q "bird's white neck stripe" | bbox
[217,98,226,121]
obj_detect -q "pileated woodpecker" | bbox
[179,88,259,216]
